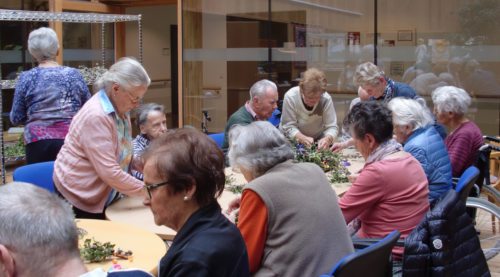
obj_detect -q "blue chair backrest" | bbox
[13,161,55,193]
[454,166,480,202]
[268,108,281,127]
[208,132,224,149]
[107,269,154,277]
[320,230,401,277]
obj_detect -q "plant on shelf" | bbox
[78,65,107,85]
[293,142,350,183]
[4,135,25,161]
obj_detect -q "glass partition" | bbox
[182,0,499,135]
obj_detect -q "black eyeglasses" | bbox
[144,181,169,199]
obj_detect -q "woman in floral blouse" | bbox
[10,27,90,164]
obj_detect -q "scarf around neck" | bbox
[365,138,403,165]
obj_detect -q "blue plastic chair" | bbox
[454,166,480,202]
[12,161,55,193]
[320,230,401,277]
[107,269,154,277]
[208,132,224,149]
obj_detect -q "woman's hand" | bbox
[226,196,241,214]
[348,173,359,183]
[317,135,334,150]
[295,133,314,148]
[330,138,354,153]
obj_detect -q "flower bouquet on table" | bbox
[292,142,351,183]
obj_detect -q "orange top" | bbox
[238,190,268,273]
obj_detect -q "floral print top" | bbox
[10,66,91,144]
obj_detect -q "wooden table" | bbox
[105,189,236,240]
[77,219,166,275]
[106,150,364,240]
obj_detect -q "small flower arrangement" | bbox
[293,142,350,183]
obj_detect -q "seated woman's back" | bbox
[340,153,429,257]
[404,125,453,201]
[244,161,354,276]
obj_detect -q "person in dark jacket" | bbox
[353,61,417,102]
[142,128,249,277]
[403,189,489,276]
[388,97,453,202]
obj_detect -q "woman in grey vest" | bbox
[228,121,353,276]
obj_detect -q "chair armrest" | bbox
[352,238,405,249]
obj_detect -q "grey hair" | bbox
[431,86,471,115]
[135,103,165,129]
[249,79,277,100]
[0,182,79,276]
[95,57,151,93]
[228,121,294,178]
[28,27,59,62]
[388,97,434,131]
[353,62,385,86]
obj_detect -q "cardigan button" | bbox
[432,239,443,250]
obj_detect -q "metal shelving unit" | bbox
[0,9,144,183]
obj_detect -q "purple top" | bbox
[445,121,483,177]
[10,66,91,144]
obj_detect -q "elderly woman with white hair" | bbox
[228,121,353,276]
[10,27,91,164]
[54,57,150,219]
[388,98,452,202]
[431,86,483,177]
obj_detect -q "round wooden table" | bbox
[105,188,237,240]
[77,219,166,275]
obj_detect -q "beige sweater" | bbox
[280,86,338,140]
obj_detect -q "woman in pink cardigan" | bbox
[339,101,429,263]
[54,57,150,219]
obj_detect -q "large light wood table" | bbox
[105,149,365,241]
[77,219,166,275]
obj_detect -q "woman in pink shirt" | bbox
[339,101,429,260]
[54,57,150,219]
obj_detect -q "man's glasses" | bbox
[144,180,169,199]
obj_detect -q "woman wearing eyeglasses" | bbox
[54,57,150,219]
[142,128,249,277]
[279,67,338,149]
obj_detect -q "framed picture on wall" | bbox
[397,30,413,41]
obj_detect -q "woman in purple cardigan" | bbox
[431,86,483,177]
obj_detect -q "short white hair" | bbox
[28,27,59,62]
[95,57,151,93]
[354,62,385,86]
[0,182,79,276]
[228,121,293,178]
[249,79,277,100]
[388,97,434,131]
[431,86,471,115]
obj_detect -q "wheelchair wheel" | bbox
[481,184,500,206]
[466,197,500,260]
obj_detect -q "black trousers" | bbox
[53,186,106,220]
[25,139,64,164]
